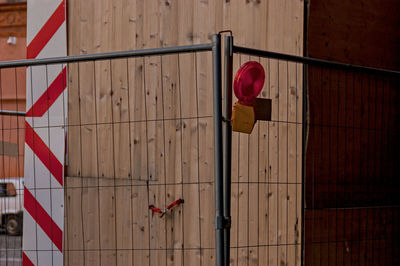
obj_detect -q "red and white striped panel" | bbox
[23,0,67,265]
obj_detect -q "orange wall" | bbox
[0,2,26,178]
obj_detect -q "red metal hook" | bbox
[149,198,184,217]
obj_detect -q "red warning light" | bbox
[234,61,265,106]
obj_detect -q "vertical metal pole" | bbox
[212,33,224,266]
[223,35,233,266]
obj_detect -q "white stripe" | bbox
[36,223,63,264]
[22,214,38,265]
[24,121,65,167]
[27,0,64,45]
[47,84,68,128]
[23,142,36,190]
[23,153,64,230]
[48,126,66,173]
[36,22,67,59]
[23,198,64,257]
[25,64,64,118]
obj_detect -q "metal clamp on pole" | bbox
[214,216,225,230]
[221,116,231,123]
[214,216,231,230]
[224,216,231,229]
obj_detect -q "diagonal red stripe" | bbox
[23,252,35,266]
[27,0,66,59]
[26,67,67,117]
[24,187,63,252]
[25,122,63,186]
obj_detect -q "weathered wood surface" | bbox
[65,0,303,265]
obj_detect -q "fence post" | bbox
[213,33,224,266]
[223,35,233,266]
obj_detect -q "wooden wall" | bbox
[305,0,400,265]
[65,0,303,265]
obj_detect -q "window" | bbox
[0,183,16,197]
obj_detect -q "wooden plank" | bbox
[268,57,279,266]
[246,48,265,266]
[142,2,168,264]
[159,5,183,262]
[144,56,163,182]
[66,1,100,265]
[237,115,249,266]
[98,180,116,266]
[287,58,302,266]
[115,179,133,266]
[64,178,84,266]
[176,2,201,263]
[159,13,182,264]
[66,62,81,178]
[199,181,215,266]
[125,5,146,264]
[93,3,116,266]
[258,56,271,266]
[78,22,98,180]
[94,61,114,179]
[110,58,130,179]
[132,184,150,266]
[148,178,167,266]
[198,115,214,265]
[94,61,117,263]
[248,47,260,263]
[183,184,201,266]
[162,69,184,266]
[68,42,87,266]
[129,62,148,181]
[129,1,148,181]
[110,4,135,259]
[81,178,101,265]
[277,57,289,264]
[165,183,183,266]
[258,182,269,265]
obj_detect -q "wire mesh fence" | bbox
[0,65,25,266]
[0,37,399,266]
[227,53,303,266]
[1,42,220,266]
[64,51,217,266]
[304,66,400,266]
[232,43,400,266]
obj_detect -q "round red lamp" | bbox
[233,61,265,106]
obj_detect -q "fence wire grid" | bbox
[0,37,400,266]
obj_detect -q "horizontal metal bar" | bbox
[0,110,26,116]
[0,43,213,68]
[233,45,400,76]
